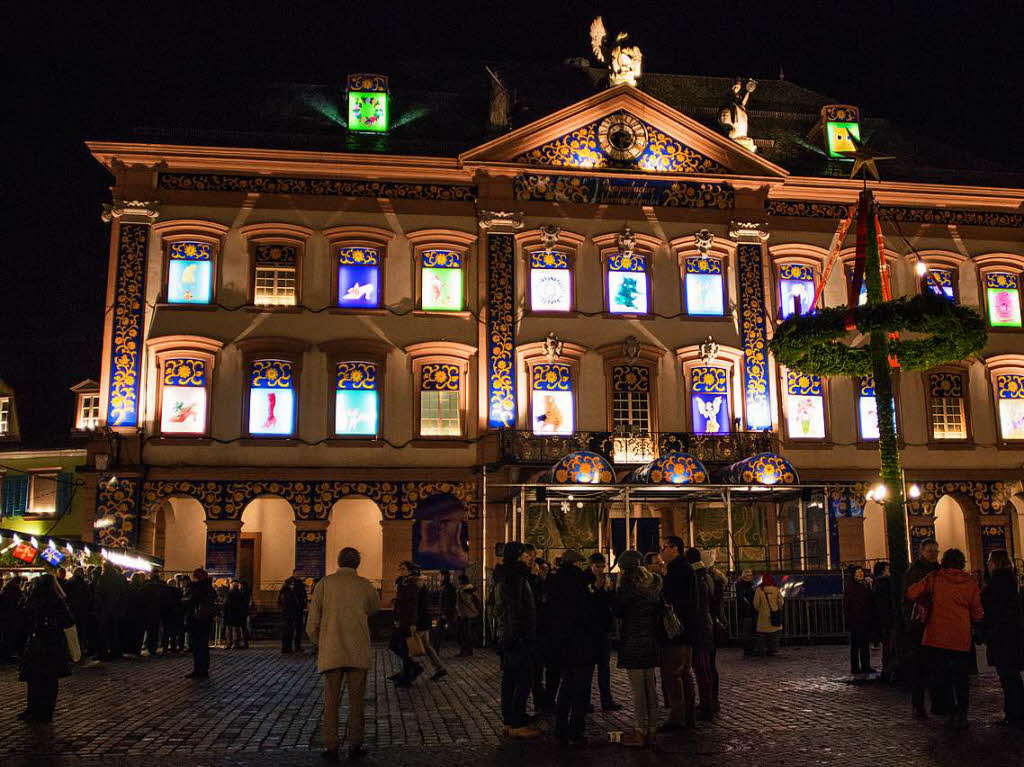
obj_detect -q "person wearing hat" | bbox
[613,550,663,747]
[545,548,600,745]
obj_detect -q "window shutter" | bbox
[55,472,74,517]
[2,474,30,517]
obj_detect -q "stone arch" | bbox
[1009,492,1024,563]
[934,494,981,571]
[327,496,384,584]
[862,500,888,563]
[240,495,297,591]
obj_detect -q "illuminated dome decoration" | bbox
[549,451,615,484]
[727,453,799,486]
[632,453,709,485]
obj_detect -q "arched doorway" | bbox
[326,498,383,585]
[863,501,889,563]
[1009,493,1024,564]
[934,495,970,570]
[240,497,296,592]
[161,498,207,573]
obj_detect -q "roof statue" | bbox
[719,78,758,153]
[589,16,643,87]
[485,66,511,134]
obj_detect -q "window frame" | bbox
[676,345,746,435]
[984,354,1024,446]
[923,368,972,446]
[594,231,661,318]
[76,392,101,431]
[240,224,312,312]
[516,228,585,317]
[770,245,828,322]
[320,338,389,445]
[597,341,663,463]
[0,396,11,437]
[778,368,831,445]
[975,254,1024,332]
[148,336,223,441]
[913,251,965,304]
[237,337,308,443]
[672,234,735,320]
[26,469,61,518]
[852,374,903,447]
[406,341,476,443]
[408,229,477,315]
[153,220,228,308]
[517,340,586,436]
[324,226,393,314]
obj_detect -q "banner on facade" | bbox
[295,531,327,579]
[206,531,238,578]
[413,493,469,571]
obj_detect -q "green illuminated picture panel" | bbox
[826,121,860,158]
[348,92,388,132]
[422,267,463,311]
[987,286,1022,327]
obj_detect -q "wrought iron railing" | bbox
[497,429,777,467]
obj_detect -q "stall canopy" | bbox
[630,452,709,485]
[548,450,616,484]
[725,452,800,486]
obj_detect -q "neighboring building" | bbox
[0,379,96,547]
[81,55,1023,598]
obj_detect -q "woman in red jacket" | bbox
[906,548,983,729]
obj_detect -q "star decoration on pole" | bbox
[839,144,894,181]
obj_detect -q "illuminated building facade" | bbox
[79,65,1024,596]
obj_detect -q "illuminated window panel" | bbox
[167,241,213,305]
[0,397,11,435]
[846,265,868,306]
[160,358,208,436]
[29,473,58,515]
[928,373,966,440]
[249,360,295,436]
[335,362,379,437]
[691,366,730,435]
[785,371,825,439]
[925,269,955,301]
[826,121,860,158]
[611,365,653,462]
[529,251,571,312]
[253,244,298,307]
[996,374,1024,440]
[607,252,648,314]
[420,363,461,436]
[78,394,100,430]
[421,250,463,311]
[985,272,1022,328]
[348,92,388,132]
[532,363,574,435]
[337,247,381,309]
[857,375,880,440]
[779,264,816,318]
[684,256,725,316]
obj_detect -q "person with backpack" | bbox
[454,574,481,656]
[753,573,784,657]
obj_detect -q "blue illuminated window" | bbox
[691,366,730,434]
[337,247,381,308]
[530,251,572,312]
[335,362,379,437]
[779,263,816,318]
[167,241,213,305]
[684,256,725,316]
[607,252,648,314]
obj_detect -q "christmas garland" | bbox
[769,292,988,376]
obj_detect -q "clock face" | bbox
[598,114,648,161]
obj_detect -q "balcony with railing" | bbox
[497,429,777,467]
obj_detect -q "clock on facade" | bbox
[598,114,648,162]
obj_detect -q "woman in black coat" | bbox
[19,574,75,722]
[843,565,874,676]
[980,550,1024,727]
[613,550,663,747]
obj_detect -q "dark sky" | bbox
[5,0,1021,446]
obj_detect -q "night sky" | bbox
[6,0,1021,446]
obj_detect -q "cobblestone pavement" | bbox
[2,642,1021,767]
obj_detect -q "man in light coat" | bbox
[306,547,380,761]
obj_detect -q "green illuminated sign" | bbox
[422,267,463,311]
[826,121,860,158]
[348,92,388,132]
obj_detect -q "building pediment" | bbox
[461,84,788,179]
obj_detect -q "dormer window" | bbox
[78,394,100,430]
[0,397,10,436]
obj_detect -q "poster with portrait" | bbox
[413,493,470,571]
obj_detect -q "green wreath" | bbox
[769,291,987,377]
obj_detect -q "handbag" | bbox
[660,600,683,641]
[406,629,427,657]
[767,591,784,627]
[909,573,935,631]
[64,625,82,663]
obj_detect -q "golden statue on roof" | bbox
[590,16,643,87]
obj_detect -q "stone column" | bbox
[206,520,242,579]
[295,520,330,579]
[478,210,523,429]
[100,201,158,431]
[729,221,772,431]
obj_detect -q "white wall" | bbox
[163,497,207,573]
[934,496,970,569]
[241,497,296,588]
[327,498,383,582]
